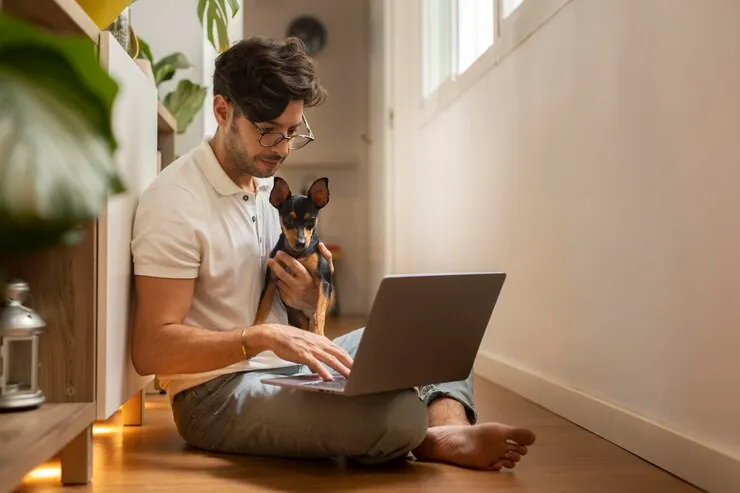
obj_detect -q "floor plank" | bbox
[14,317,703,492]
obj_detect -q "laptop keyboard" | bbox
[303,377,347,390]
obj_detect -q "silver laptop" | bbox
[261,272,506,396]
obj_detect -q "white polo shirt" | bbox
[131,138,296,400]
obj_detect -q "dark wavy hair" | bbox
[212,36,327,122]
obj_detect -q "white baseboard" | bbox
[474,350,739,493]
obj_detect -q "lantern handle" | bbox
[3,279,29,306]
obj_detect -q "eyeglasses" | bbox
[247,114,315,150]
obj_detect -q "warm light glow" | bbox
[93,424,121,436]
[27,465,61,480]
[145,400,168,410]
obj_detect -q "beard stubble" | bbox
[224,119,284,179]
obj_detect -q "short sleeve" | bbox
[131,183,203,279]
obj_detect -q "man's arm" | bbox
[131,275,353,380]
[131,275,263,376]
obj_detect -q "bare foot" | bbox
[412,422,536,471]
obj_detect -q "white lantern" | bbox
[0,279,46,411]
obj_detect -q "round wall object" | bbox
[287,16,326,54]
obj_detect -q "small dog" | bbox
[253,176,335,337]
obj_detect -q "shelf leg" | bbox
[60,425,92,485]
[122,388,145,426]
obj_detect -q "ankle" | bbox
[429,418,470,428]
[427,397,472,427]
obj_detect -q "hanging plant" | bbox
[0,13,124,255]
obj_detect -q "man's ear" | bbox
[213,95,230,127]
[307,177,330,209]
[270,177,292,208]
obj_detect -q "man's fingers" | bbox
[305,355,334,381]
[277,279,290,295]
[275,251,310,280]
[318,242,335,273]
[324,343,354,369]
[276,280,295,305]
[269,258,294,284]
[318,242,332,261]
[317,351,351,378]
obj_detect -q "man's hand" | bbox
[269,242,334,315]
[256,323,352,380]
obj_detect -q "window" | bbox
[421,0,454,98]
[501,0,525,18]
[420,0,572,119]
[457,0,494,74]
[421,0,495,97]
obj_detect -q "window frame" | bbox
[420,0,575,126]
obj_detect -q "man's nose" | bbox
[275,137,290,157]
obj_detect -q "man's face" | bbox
[223,100,305,179]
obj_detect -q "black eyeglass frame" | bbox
[246,114,315,150]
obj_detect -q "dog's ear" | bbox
[270,177,292,208]
[307,177,329,209]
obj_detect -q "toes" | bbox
[507,427,536,446]
[497,459,516,469]
[506,443,528,455]
[506,451,521,463]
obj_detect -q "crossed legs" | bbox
[171,327,535,469]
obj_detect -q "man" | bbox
[131,36,535,470]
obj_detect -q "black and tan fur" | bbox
[253,177,335,336]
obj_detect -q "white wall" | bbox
[383,0,740,488]
[367,0,394,305]
[244,0,371,315]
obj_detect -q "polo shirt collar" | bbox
[195,138,273,196]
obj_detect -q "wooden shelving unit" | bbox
[0,402,95,490]
[0,2,177,492]
[158,101,177,169]
[2,0,99,41]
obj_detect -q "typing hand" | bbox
[261,324,352,380]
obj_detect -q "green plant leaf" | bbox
[0,13,124,255]
[200,0,239,52]
[137,36,153,63]
[153,52,191,86]
[227,0,240,15]
[163,79,207,135]
[157,52,191,70]
[197,0,208,26]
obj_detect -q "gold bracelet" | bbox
[240,326,251,360]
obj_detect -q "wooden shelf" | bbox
[0,402,95,493]
[157,102,177,134]
[2,0,100,43]
[157,102,177,169]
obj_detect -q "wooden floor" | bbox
[14,317,702,493]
